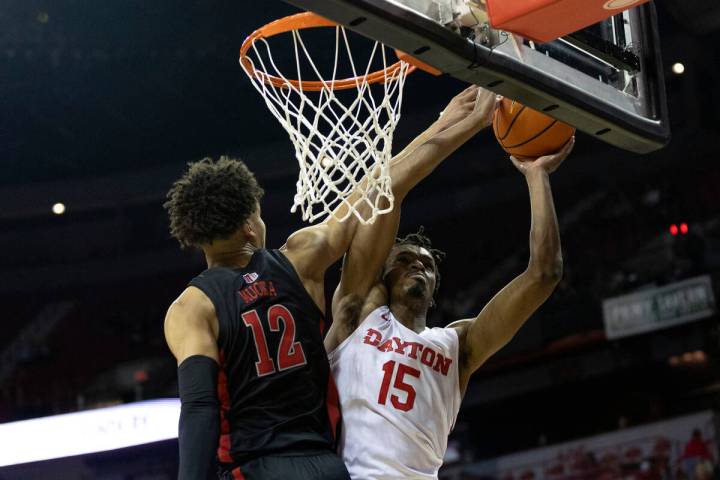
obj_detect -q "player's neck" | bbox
[204,240,259,269]
[389,300,428,333]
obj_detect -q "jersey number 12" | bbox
[243,305,307,377]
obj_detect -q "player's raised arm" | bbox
[164,286,220,480]
[283,87,497,298]
[450,138,574,393]
[321,87,499,351]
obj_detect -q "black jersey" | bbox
[189,249,340,468]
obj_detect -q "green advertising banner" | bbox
[602,275,716,340]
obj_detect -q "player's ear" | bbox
[242,221,256,240]
[380,266,393,291]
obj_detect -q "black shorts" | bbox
[220,452,350,480]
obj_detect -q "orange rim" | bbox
[240,11,418,91]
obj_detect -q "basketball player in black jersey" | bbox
[162,85,499,480]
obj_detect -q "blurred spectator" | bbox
[694,460,714,480]
[682,430,715,462]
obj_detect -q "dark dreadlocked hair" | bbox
[393,226,446,295]
[163,156,264,249]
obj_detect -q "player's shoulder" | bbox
[441,318,472,344]
[189,265,241,287]
[164,287,218,348]
[446,318,472,331]
[164,287,219,363]
[282,224,328,254]
[422,324,461,339]
[281,224,331,279]
[420,322,465,352]
[166,286,216,324]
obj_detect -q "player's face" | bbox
[383,245,437,306]
[246,202,266,248]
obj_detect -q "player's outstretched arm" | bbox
[282,86,498,312]
[450,139,574,393]
[164,287,220,480]
[323,87,499,351]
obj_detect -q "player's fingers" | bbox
[509,155,524,169]
[546,137,574,161]
[471,88,496,110]
[544,137,575,172]
[459,85,479,101]
[450,86,477,110]
[474,86,493,98]
[559,136,575,157]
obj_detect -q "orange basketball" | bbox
[493,98,575,160]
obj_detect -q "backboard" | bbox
[279,0,670,153]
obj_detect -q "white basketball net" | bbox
[241,25,411,224]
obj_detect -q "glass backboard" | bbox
[279,0,670,153]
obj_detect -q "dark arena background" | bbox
[1,0,720,479]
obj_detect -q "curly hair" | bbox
[163,156,264,248]
[393,226,446,295]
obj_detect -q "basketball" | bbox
[493,98,575,160]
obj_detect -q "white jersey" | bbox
[328,306,462,479]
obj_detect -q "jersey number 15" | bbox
[378,360,421,412]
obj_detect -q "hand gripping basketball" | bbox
[493,98,575,160]
[510,136,575,175]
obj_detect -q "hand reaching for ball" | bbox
[436,85,501,135]
[493,98,575,159]
[510,136,575,175]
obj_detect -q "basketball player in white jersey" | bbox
[325,116,575,478]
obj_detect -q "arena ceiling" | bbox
[0,0,718,259]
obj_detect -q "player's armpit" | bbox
[325,292,366,352]
[325,283,389,352]
[333,198,399,297]
[164,286,219,365]
[455,268,560,392]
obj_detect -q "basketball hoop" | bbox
[240,12,435,224]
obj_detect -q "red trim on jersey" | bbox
[231,467,246,480]
[217,351,233,464]
[326,373,341,441]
